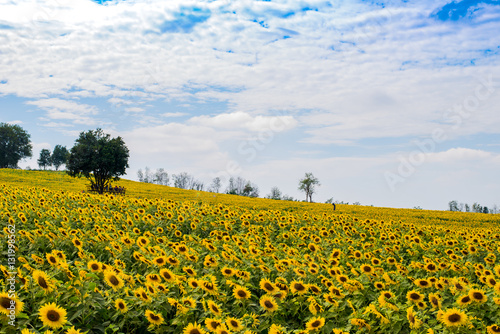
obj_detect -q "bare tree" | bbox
[266,186,282,200]
[173,172,194,189]
[209,177,222,193]
[153,168,169,186]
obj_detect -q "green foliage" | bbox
[66,128,129,194]
[37,148,52,170]
[51,144,70,170]
[298,172,320,202]
[0,122,32,168]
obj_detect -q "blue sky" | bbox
[1,0,499,210]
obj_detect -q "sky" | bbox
[1,0,499,210]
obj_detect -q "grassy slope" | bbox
[0,169,497,227]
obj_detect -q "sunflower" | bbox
[39,303,67,329]
[160,268,176,283]
[305,317,325,331]
[221,267,235,277]
[215,324,232,334]
[181,297,197,309]
[233,286,251,300]
[205,318,222,332]
[207,300,222,316]
[135,287,151,303]
[428,293,441,309]
[46,253,59,266]
[0,292,24,316]
[33,270,53,293]
[374,281,385,290]
[104,270,124,290]
[259,279,277,294]
[87,260,101,272]
[145,310,164,326]
[188,278,200,289]
[439,308,468,327]
[114,299,128,313]
[487,325,500,334]
[406,290,424,303]
[259,295,278,312]
[406,307,422,329]
[183,267,197,277]
[290,281,308,295]
[202,281,218,295]
[360,264,374,275]
[146,274,162,285]
[468,288,487,303]
[415,279,431,288]
[65,326,84,334]
[183,322,206,334]
[226,317,243,331]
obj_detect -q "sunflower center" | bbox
[472,292,484,300]
[410,293,420,300]
[150,314,159,321]
[311,320,321,328]
[264,283,274,291]
[294,283,305,291]
[47,310,60,322]
[189,330,201,334]
[264,300,274,308]
[38,277,49,289]
[0,297,12,309]
[118,302,125,309]
[109,276,119,286]
[384,293,392,299]
[491,325,500,333]
[448,314,461,323]
[91,264,99,270]
[230,320,238,327]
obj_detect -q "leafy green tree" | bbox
[51,145,69,170]
[298,172,320,202]
[0,123,33,168]
[37,148,52,170]
[67,129,129,194]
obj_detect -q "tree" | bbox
[298,172,320,202]
[266,186,282,200]
[51,145,69,171]
[0,123,33,168]
[173,172,194,189]
[66,128,129,194]
[38,149,52,170]
[209,177,222,193]
[153,168,169,186]
[448,200,459,211]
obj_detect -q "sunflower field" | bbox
[1,170,500,334]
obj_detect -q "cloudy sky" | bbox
[1,0,499,210]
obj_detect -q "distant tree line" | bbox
[448,200,499,214]
[136,168,323,201]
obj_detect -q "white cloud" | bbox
[188,111,298,132]
[161,112,188,117]
[26,98,99,125]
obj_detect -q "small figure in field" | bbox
[332,202,336,211]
